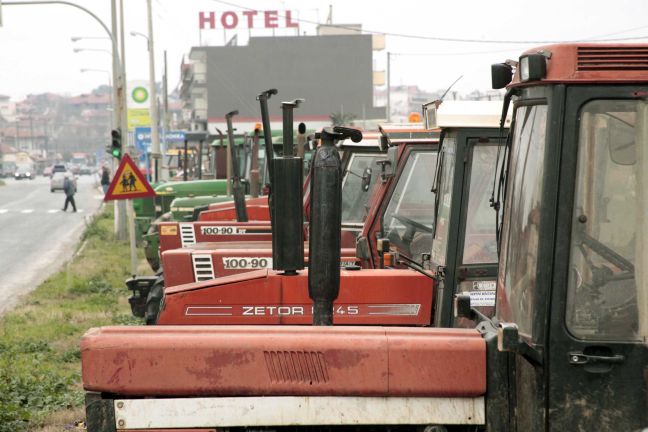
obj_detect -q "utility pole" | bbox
[386,51,391,122]
[146,0,160,182]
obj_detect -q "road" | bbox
[0,174,104,315]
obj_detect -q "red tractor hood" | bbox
[81,325,486,397]
[162,243,359,288]
[158,268,432,325]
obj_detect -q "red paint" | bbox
[242,10,257,28]
[264,10,279,28]
[199,11,215,29]
[158,221,273,255]
[510,43,648,87]
[162,243,358,288]
[220,11,239,29]
[158,269,432,325]
[285,10,299,28]
[81,326,485,397]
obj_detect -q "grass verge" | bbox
[0,205,146,431]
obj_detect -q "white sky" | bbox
[1,0,648,100]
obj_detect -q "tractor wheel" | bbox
[145,275,164,325]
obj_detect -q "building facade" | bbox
[181,33,386,133]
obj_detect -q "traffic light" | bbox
[110,128,122,159]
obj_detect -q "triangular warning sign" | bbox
[104,154,156,201]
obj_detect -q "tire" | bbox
[50,189,54,193]
[145,275,165,325]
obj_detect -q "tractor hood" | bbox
[158,268,432,325]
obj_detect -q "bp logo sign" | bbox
[131,86,149,104]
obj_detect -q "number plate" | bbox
[222,257,272,269]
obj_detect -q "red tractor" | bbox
[83,44,648,430]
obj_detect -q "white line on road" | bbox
[0,209,7,214]
[47,209,59,213]
[21,209,34,214]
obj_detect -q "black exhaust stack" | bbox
[271,99,305,275]
[309,126,362,325]
[225,110,248,222]
[256,89,278,185]
[249,127,261,197]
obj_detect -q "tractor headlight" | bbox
[519,54,547,82]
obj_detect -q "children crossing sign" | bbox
[104,154,156,201]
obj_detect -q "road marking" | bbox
[77,209,85,213]
[21,209,34,214]
[93,195,105,200]
[0,209,7,214]
[47,209,59,213]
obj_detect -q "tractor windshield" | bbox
[383,149,438,262]
[566,99,648,341]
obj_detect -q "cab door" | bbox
[547,87,648,430]
[453,136,503,324]
[433,131,503,328]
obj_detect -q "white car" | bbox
[50,172,77,193]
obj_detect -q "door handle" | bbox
[568,351,625,365]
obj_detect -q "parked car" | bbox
[79,164,92,175]
[43,166,53,177]
[52,164,67,174]
[14,166,34,180]
[50,171,76,192]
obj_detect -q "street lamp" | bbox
[73,47,112,56]
[71,36,110,42]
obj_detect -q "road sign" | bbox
[104,154,156,201]
[134,127,186,152]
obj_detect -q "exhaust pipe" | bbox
[309,126,362,325]
[256,89,278,184]
[272,99,305,275]
[225,110,248,222]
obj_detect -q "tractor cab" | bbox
[426,100,510,327]
[475,43,648,430]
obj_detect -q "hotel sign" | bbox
[199,10,299,30]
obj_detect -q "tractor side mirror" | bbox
[454,293,472,319]
[376,146,397,183]
[361,167,373,192]
[491,63,513,89]
[355,236,370,261]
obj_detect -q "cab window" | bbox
[383,150,438,261]
[566,99,644,341]
[341,154,381,225]
[462,144,500,264]
[497,104,548,338]
[431,138,456,267]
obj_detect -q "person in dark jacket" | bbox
[62,174,77,212]
[100,166,111,194]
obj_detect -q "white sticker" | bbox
[472,280,496,291]
[222,257,272,269]
[202,226,248,235]
[467,290,496,307]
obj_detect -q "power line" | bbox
[210,0,648,44]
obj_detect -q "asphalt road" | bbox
[0,174,104,315]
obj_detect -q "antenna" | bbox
[439,75,463,101]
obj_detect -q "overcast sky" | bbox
[1,0,648,101]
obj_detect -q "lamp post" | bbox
[130,0,160,182]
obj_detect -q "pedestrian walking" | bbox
[100,166,111,194]
[62,173,77,212]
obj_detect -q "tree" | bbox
[329,112,357,127]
